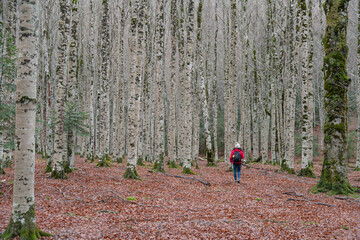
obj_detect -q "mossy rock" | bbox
[298,167,316,178]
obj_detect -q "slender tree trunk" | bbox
[197,0,214,166]
[357,0,360,170]
[124,0,141,179]
[97,0,111,165]
[66,0,79,170]
[316,0,354,195]
[282,0,297,173]
[153,0,166,172]
[2,0,18,167]
[299,0,315,177]
[51,0,72,179]
[1,0,49,238]
[181,0,195,174]
[168,0,178,168]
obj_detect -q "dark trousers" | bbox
[233,164,242,181]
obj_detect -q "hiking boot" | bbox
[237,180,240,183]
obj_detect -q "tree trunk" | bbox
[51,0,72,179]
[316,0,354,195]
[1,0,49,238]
[153,0,165,172]
[357,0,360,170]
[299,0,315,177]
[168,0,178,168]
[181,0,195,174]
[124,0,141,179]
[282,0,297,173]
[97,0,111,164]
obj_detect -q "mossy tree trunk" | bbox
[316,0,354,195]
[52,0,72,180]
[1,0,50,238]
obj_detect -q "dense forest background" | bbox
[0,0,359,176]
[1,0,360,239]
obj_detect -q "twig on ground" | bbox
[283,192,305,198]
[286,198,335,207]
[151,170,211,186]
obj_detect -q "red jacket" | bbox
[229,148,244,164]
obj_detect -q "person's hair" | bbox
[235,142,241,149]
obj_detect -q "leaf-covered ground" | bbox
[1,156,360,239]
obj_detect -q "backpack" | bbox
[232,150,242,164]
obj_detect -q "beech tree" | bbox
[1,0,50,238]
[51,0,72,179]
[315,0,354,195]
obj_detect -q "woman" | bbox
[229,142,245,183]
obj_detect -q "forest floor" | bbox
[1,155,360,239]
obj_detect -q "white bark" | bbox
[10,0,39,230]
[52,0,71,177]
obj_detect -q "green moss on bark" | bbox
[51,168,68,180]
[153,154,165,172]
[298,167,316,178]
[1,205,51,240]
[96,154,110,167]
[280,159,295,174]
[137,156,144,166]
[182,167,195,175]
[316,0,353,196]
[206,150,216,167]
[123,164,140,179]
[169,160,178,168]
